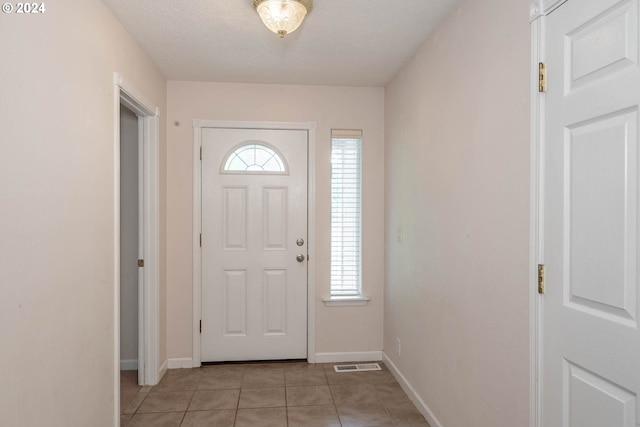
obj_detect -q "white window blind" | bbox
[330,130,362,297]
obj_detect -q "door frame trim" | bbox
[192,120,318,367]
[530,1,567,425]
[113,72,161,425]
[529,10,544,427]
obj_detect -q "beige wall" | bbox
[166,82,385,359]
[384,0,531,426]
[0,1,167,426]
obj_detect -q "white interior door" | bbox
[543,1,640,426]
[201,127,308,362]
[136,116,145,386]
[119,104,143,383]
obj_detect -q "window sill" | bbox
[322,296,371,307]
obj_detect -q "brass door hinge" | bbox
[138,259,144,268]
[199,319,202,333]
[538,62,547,92]
[538,264,545,294]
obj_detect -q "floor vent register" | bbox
[333,363,382,373]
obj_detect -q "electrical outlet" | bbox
[396,337,401,357]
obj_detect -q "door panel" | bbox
[263,187,288,250]
[543,1,640,426]
[223,187,248,250]
[263,269,287,335]
[566,0,638,92]
[201,128,308,362]
[566,110,637,324]
[565,361,636,427]
[222,270,247,336]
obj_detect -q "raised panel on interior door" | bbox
[263,186,288,250]
[263,269,287,336]
[223,187,248,250]
[564,109,638,326]
[563,360,636,427]
[223,270,247,336]
[566,0,639,93]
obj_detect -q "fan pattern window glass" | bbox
[223,143,286,173]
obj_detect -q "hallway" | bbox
[120,362,429,426]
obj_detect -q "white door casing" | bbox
[113,73,161,426]
[200,127,309,362]
[540,1,640,426]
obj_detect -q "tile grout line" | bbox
[234,367,246,427]
[179,387,197,425]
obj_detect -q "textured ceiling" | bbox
[102,0,459,87]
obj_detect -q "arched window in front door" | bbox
[221,142,288,174]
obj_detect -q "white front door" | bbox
[201,127,308,362]
[543,0,640,426]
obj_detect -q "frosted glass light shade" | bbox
[252,0,312,38]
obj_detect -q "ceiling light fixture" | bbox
[252,0,312,38]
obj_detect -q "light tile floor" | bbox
[120,362,430,427]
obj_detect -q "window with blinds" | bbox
[330,130,362,297]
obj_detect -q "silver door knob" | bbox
[296,238,305,246]
[296,254,305,262]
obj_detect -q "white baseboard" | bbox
[158,358,168,383]
[382,352,443,427]
[167,357,194,369]
[120,359,138,371]
[314,351,383,364]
